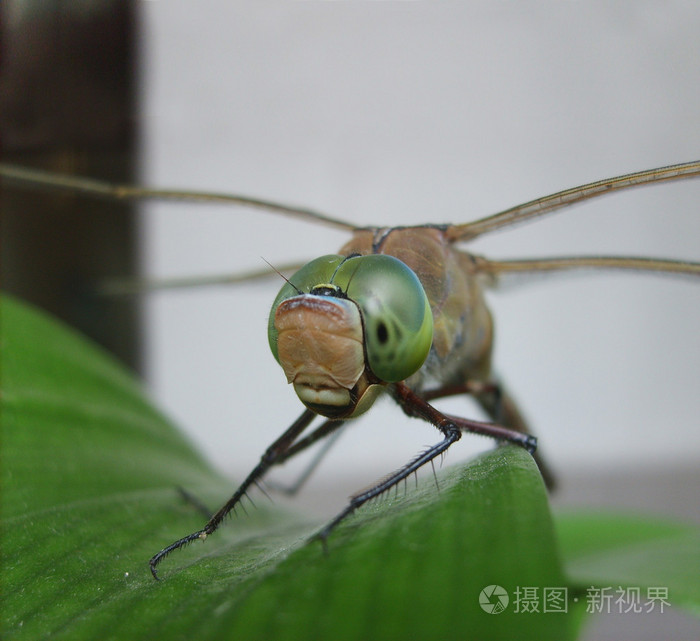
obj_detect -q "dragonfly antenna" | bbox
[261,257,302,294]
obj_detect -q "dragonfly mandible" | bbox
[2,160,699,579]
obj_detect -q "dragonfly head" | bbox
[268,254,434,418]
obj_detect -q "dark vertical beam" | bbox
[1,1,141,372]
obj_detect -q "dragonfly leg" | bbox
[421,380,557,489]
[175,486,213,519]
[311,424,462,545]
[422,380,501,403]
[311,381,541,547]
[149,409,345,579]
[391,382,537,452]
[266,422,346,496]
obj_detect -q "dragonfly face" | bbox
[268,253,433,418]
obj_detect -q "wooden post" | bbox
[1,1,141,372]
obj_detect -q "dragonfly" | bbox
[2,160,699,580]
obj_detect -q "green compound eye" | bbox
[336,255,433,382]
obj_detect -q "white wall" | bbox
[138,2,700,493]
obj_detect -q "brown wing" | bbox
[472,255,700,283]
[446,160,700,242]
[0,162,355,231]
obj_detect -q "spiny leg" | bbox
[176,418,347,512]
[176,486,213,519]
[422,380,501,403]
[149,409,344,579]
[423,380,556,489]
[312,425,462,545]
[392,382,537,453]
[474,383,557,490]
[266,422,347,496]
[311,382,539,546]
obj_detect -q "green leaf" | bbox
[0,295,577,640]
[556,513,700,617]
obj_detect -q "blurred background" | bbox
[3,3,699,637]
